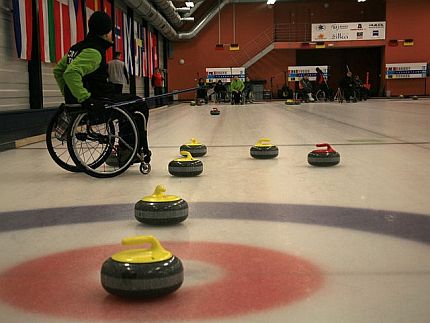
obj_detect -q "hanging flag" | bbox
[69,0,84,45]
[104,0,112,61]
[148,31,157,78]
[12,0,33,60]
[114,8,123,56]
[53,0,71,61]
[123,12,134,76]
[134,20,142,77]
[142,26,147,77]
[38,0,56,63]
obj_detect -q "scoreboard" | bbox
[385,62,427,79]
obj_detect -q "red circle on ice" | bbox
[0,241,323,321]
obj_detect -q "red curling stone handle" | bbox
[312,143,336,153]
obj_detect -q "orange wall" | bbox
[168,3,273,99]
[168,0,429,98]
[247,49,296,94]
[385,0,430,96]
[274,0,385,24]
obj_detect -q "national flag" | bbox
[142,26,147,77]
[103,0,112,61]
[54,0,71,62]
[69,0,84,45]
[123,12,134,75]
[38,0,56,63]
[12,0,33,60]
[114,8,123,56]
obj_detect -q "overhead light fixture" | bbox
[267,0,276,4]
[180,17,195,21]
[185,1,194,7]
[357,0,366,2]
[175,7,191,12]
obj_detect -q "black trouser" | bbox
[343,86,354,101]
[94,94,150,160]
[154,87,163,106]
[232,91,242,104]
[113,84,123,94]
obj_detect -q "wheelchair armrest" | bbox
[64,103,82,108]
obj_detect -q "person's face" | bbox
[234,76,238,81]
[101,31,113,43]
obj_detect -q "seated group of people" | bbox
[196,76,253,105]
[297,68,369,103]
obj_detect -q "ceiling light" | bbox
[180,17,195,21]
[185,1,194,7]
[267,0,276,4]
[357,0,366,2]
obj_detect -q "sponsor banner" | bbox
[385,62,427,79]
[206,67,245,83]
[312,21,385,42]
[288,66,328,81]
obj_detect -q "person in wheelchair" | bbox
[230,75,245,105]
[214,80,227,103]
[53,11,150,165]
[196,78,209,105]
[299,74,314,102]
[354,74,368,101]
[340,71,356,103]
[243,76,254,103]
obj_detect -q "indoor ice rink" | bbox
[1,98,430,322]
[1,0,429,322]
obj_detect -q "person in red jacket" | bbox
[151,68,164,106]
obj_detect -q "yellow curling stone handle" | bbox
[255,138,274,147]
[141,185,181,202]
[186,138,202,146]
[111,235,172,264]
[176,151,196,161]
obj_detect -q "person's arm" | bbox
[53,55,68,96]
[239,81,245,92]
[63,48,102,102]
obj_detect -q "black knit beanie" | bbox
[88,11,112,36]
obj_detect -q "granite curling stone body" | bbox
[250,138,279,159]
[210,107,220,115]
[135,185,188,225]
[307,143,340,166]
[179,138,207,157]
[101,235,184,298]
[168,151,203,177]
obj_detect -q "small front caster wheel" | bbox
[140,163,151,174]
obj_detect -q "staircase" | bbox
[231,23,311,68]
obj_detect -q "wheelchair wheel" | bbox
[316,90,326,102]
[68,107,139,178]
[46,105,81,172]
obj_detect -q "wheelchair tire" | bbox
[46,105,81,173]
[67,107,139,178]
[316,90,326,102]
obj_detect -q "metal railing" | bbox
[231,23,311,67]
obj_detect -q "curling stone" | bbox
[135,185,188,225]
[168,151,203,177]
[307,143,340,166]
[210,107,220,115]
[399,94,404,99]
[412,95,418,100]
[101,235,184,298]
[285,99,300,106]
[250,138,279,159]
[190,101,196,106]
[180,138,207,157]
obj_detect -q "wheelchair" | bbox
[46,100,151,178]
[230,90,244,105]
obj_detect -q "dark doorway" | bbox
[296,47,383,96]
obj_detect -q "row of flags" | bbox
[11,0,159,77]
